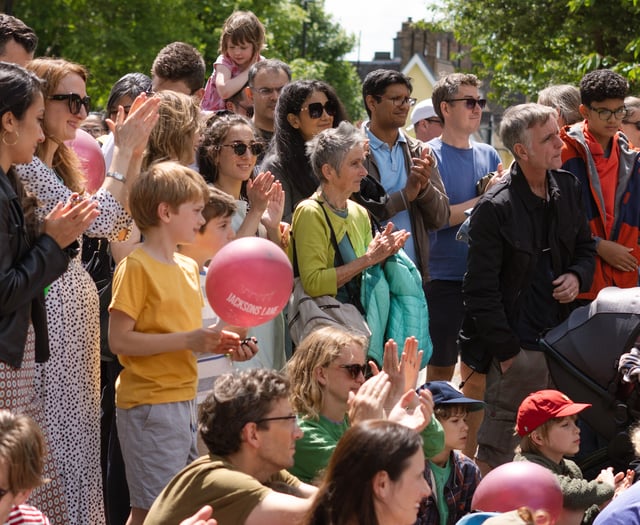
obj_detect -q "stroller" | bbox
[541,286,640,477]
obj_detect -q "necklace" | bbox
[321,190,348,214]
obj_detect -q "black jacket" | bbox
[459,163,595,373]
[0,170,69,368]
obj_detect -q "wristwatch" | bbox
[106,171,126,183]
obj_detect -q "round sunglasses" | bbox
[220,141,264,156]
[300,101,338,119]
[48,93,91,115]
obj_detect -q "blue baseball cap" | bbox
[420,381,485,412]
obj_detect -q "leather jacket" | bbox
[0,170,69,368]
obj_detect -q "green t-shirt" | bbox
[429,458,453,525]
[291,414,445,484]
[291,415,349,483]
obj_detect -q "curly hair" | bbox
[286,326,367,420]
[28,58,87,194]
[261,80,347,206]
[197,113,256,188]
[199,369,290,456]
[580,69,629,106]
[304,420,423,525]
[151,42,206,95]
[0,410,46,492]
[143,90,203,169]
[0,14,37,55]
[431,72,480,122]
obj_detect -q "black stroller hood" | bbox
[542,287,640,442]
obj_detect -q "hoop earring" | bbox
[2,131,19,146]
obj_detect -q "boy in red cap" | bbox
[514,389,633,524]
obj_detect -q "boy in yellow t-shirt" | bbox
[109,161,241,525]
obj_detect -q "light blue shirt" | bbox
[365,127,417,263]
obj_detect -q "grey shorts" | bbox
[117,400,198,509]
[476,349,552,468]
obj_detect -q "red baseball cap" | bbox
[516,389,591,436]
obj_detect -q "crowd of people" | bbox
[2,7,640,525]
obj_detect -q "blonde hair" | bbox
[27,58,87,193]
[286,326,367,420]
[143,91,203,170]
[0,410,46,492]
[130,161,208,232]
[219,10,265,56]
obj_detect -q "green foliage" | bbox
[12,0,363,116]
[435,0,640,101]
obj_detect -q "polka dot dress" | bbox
[0,326,69,524]
[16,157,132,525]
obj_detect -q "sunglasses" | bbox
[623,120,640,131]
[300,101,338,119]
[446,97,487,110]
[48,93,91,115]
[221,141,264,156]
[339,363,368,380]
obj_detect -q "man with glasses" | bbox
[423,73,502,460]
[357,69,449,290]
[144,369,317,525]
[561,69,640,300]
[246,59,292,146]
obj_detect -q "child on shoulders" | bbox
[201,10,265,112]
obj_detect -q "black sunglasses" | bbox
[48,93,91,115]
[623,120,640,131]
[339,363,368,380]
[301,101,338,119]
[446,97,487,110]
[221,141,264,156]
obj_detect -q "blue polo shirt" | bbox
[365,127,417,263]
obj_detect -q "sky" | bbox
[323,0,435,62]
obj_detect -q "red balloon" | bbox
[206,237,293,327]
[67,128,106,194]
[471,462,563,520]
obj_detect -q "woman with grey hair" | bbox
[290,121,408,306]
[537,84,582,127]
[621,96,640,148]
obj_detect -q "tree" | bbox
[12,0,363,117]
[432,0,640,101]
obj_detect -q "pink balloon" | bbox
[67,128,105,193]
[206,237,293,327]
[471,462,563,520]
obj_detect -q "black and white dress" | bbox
[16,157,132,525]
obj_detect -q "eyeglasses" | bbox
[300,101,338,119]
[622,120,640,130]
[253,86,286,97]
[220,141,264,156]
[376,95,417,107]
[254,414,298,425]
[48,93,91,115]
[339,363,368,380]
[446,98,487,110]
[587,104,628,121]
